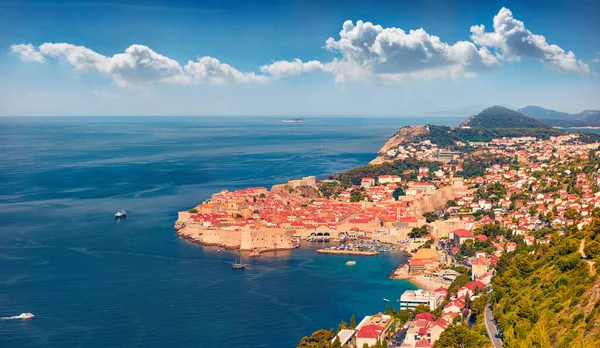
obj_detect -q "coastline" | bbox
[178,232,238,250]
[177,228,298,252]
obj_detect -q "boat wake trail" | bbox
[1,313,34,320]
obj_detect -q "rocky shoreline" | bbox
[177,231,238,250]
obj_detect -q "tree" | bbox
[433,324,486,347]
[409,225,429,239]
[337,320,347,333]
[414,304,431,315]
[423,211,438,223]
[332,336,342,348]
[350,189,368,202]
[393,187,405,200]
[350,314,357,329]
[447,274,470,298]
[297,329,335,348]
[584,240,600,259]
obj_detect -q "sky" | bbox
[1,0,599,116]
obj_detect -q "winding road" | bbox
[484,299,503,348]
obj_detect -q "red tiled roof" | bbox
[356,325,383,339]
[415,312,436,322]
[453,229,474,238]
[475,234,488,242]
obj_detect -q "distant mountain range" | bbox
[517,106,600,127]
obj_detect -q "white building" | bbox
[400,289,445,310]
[378,175,402,184]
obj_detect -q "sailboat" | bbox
[232,258,246,269]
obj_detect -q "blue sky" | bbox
[1,0,599,116]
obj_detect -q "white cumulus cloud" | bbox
[259,58,334,78]
[261,19,499,82]
[470,7,590,74]
[11,43,267,86]
[184,56,267,84]
[10,43,45,62]
[38,43,189,87]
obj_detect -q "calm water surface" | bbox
[0,116,462,347]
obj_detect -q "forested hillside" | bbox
[491,222,600,347]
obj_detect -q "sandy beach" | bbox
[389,264,449,291]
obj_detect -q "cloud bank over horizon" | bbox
[10,7,593,88]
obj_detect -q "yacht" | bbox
[232,258,246,269]
[346,260,356,266]
[282,118,307,123]
[115,210,127,219]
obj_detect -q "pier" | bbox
[316,249,379,256]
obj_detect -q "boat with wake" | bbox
[1,312,34,320]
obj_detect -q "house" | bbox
[471,257,489,280]
[452,229,474,245]
[361,177,375,188]
[457,281,486,298]
[408,247,440,273]
[378,175,402,184]
[355,314,394,348]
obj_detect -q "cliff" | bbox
[271,176,320,198]
[370,125,429,164]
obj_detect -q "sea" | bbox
[0,116,464,348]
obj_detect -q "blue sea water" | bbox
[0,116,463,347]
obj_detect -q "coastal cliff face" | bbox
[271,176,320,198]
[369,125,429,164]
[175,223,294,251]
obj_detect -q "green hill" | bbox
[461,105,552,129]
[491,223,600,346]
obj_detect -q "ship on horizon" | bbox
[282,118,307,123]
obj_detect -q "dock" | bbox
[316,249,379,256]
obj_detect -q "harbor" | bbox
[317,249,379,256]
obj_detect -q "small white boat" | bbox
[1,312,34,320]
[115,210,127,219]
[346,260,356,266]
